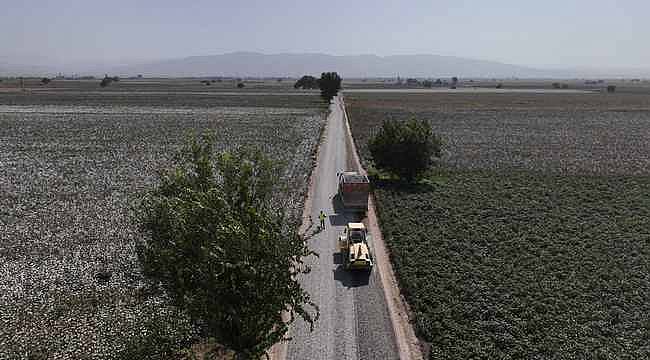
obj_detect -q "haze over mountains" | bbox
[2,52,650,78]
[116,52,551,78]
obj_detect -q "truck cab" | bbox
[338,222,373,271]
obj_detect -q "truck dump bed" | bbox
[338,172,370,212]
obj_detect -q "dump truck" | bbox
[337,171,370,213]
[338,222,373,271]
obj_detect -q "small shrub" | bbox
[294,75,319,89]
[236,82,245,88]
[368,118,442,181]
[100,75,119,87]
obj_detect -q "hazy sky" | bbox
[2,0,649,68]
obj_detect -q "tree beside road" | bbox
[319,72,342,102]
[136,133,318,359]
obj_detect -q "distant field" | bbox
[348,92,650,175]
[0,77,306,93]
[346,91,650,358]
[0,79,321,109]
[0,81,326,358]
[342,78,650,95]
[344,88,592,94]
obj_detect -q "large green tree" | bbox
[319,72,342,102]
[368,118,442,181]
[136,133,318,359]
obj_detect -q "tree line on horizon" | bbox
[294,72,342,102]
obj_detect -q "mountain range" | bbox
[2,52,649,78]
[114,52,552,78]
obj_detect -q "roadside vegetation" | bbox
[292,72,341,102]
[347,92,650,358]
[368,118,441,181]
[100,75,120,87]
[136,134,318,359]
[319,72,342,102]
[294,75,319,89]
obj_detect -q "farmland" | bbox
[0,80,326,359]
[346,91,650,358]
[0,78,322,108]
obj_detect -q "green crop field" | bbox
[0,81,326,359]
[346,91,650,358]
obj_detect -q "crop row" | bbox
[372,171,650,358]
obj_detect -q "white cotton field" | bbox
[0,101,326,359]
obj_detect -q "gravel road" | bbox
[286,97,399,360]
